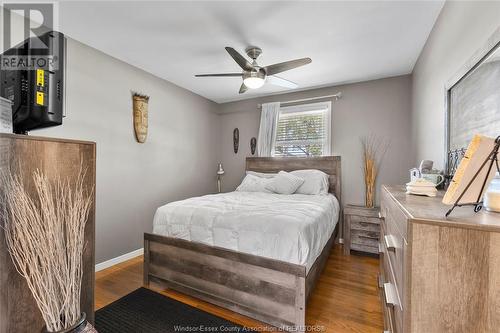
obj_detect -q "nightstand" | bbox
[343,204,381,255]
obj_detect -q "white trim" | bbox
[256,92,342,108]
[279,101,330,115]
[95,248,143,272]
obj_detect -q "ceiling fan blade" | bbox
[267,75,298,89]
[225,47,253,71]
[239,83,248,94]
[264,57,312,76]
[195,73,242,77]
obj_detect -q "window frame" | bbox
[272,101,332,157]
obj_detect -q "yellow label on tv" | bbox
[36,69,44,86]
[36,91,44,105]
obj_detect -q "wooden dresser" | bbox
[379,185,500,333]
[0,134,96,333]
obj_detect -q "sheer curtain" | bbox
[257,102,281,157]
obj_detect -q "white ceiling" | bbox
[57,1,444,103]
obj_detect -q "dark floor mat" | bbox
[95,287,245,333]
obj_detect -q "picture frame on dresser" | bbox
[445,26,500,177]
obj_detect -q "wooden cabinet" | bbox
[343,205,381,255]
[379,185,500,333]
[0,134,96,333]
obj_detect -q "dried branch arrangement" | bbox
[361,135,389,208]
[1,169,93,332]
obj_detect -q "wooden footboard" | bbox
[143,225,337,330]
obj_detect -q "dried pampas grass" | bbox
[1,169,93,332]
[361,135,389,208]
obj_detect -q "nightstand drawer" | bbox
[351,229,379,253]
[343,205,381,255]
[351,217,380,233]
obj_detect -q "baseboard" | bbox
[95,248,144,272]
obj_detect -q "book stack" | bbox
[0,97,13,134]
[406,178,438,197]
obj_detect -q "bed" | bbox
[143,156,342,329]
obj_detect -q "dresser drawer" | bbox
[380,241,403,333]
[380,221,405,310]
[382,282,402,333]
[381,188,408,239]
[351,229,379,253]
[380,279,397,333]
[380,225,407,295]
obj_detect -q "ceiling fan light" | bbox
[243,77,265,89]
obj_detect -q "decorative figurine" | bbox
[250,137,257,155]
[233,128,239,154]
[132,92,149,143]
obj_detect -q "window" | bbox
[273,101,331,157]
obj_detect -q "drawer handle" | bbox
[378,211,384,220]
[358,221,376,227]
[383,283,399,307]
[359,235,379,240]
[378,242,383,254]
[384,235,397,252]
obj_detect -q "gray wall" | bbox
[0,7,425,263]
[218,75,413,206]
[411,1,500,168]
[35,39,221,263]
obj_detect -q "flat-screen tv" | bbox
[0,31,65,134]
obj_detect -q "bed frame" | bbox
[144,156,341,329]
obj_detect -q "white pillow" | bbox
[246,171,277,179]
[291,169,330,195]
[265,171,305,195]
[236,174,273,193]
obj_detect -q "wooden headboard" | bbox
[245,156,342,203]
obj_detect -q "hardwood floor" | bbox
[95,245,383,333]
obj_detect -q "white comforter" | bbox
[153,192,339,272]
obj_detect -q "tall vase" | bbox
[365,183,375,208]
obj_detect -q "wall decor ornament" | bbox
[233,128,239,154]
[132,92,149,143]
[250,137,257,155]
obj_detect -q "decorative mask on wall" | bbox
[132,92,150,143]
[250,137,257,155]
[233,128,239,154]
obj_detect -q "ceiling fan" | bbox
[195,46,312,94]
